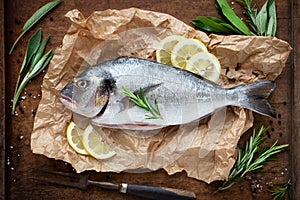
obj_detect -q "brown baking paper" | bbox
[31,8,291,183]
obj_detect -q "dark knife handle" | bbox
[119,183,196,200]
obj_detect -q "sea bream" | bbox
[60,57,276,130]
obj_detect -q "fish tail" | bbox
[228,80,277,118]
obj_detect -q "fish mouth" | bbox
[60,92,109,118]
[60,94,78,109]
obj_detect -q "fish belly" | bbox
[92,82,227,130]
[91,98,226,130]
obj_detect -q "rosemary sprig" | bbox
[121,87,162,119]
[236,0,258,33]
[9,0,62,54]
[219,125,289,190]
[12,29,54,114]
[268,179,291,200]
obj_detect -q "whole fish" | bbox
[60,57,276,130]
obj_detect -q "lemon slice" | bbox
[186,52,221,82]
[82,125,116,159]
[156,35,186,65]
[66,122,89,155]
[171,39,208,69]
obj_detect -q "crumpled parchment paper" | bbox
[31,8,291,183]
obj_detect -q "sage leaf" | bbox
[29,50,54,78]
[19,29,42,76]
[216,0,252,36]
[11,29,53,114]
[12,50,54,114]
[9,0,62,54]
[255,1,268,35]
[266,0,276,36]
[30,35,50,71]
[13,29,42,99]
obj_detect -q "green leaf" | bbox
[216,0,252,35]
[28,50,54,78]
[12,75,31,114]
[197,16,230,33]
[255,1,268,35]
[266,0,276,36]
[192,20,224,33]
[220,23,244,35]
[29,35,50,72]
[12,50,54,114]
[11,32,54,114]
[205,16,225,24]
[13,29,42,100]
[19,29,42,76]
[9,0,62,54]
[215,1,227,21]
[33,50,54,76]
[22,0,62,33]
[195,16,233,33]
[267,17,275,36]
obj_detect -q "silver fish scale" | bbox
[84,57,228,128]
[103,58,222,105]
[61,57,276,130]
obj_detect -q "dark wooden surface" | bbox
[292,0,300,199]
[0,0,5,198]
[1,0,298,199]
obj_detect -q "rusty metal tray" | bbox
[1,0,299,199]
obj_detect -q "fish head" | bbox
[60,67,114,118]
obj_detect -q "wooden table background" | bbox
[1,0,299,199]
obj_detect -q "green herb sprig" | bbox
[268,179,291,200]
[121,87,162,119]
[9,0,62,54]
[237,0,276,36]
[192,0,253,36]
[12,29,54,114]
[236,0,258,33]
[219,125,289,190]
[216,0,252,35]
[192,0,277,36]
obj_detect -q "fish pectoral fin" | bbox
[137,83,163,95]
[117,96,130,113]
[118,83,163,113]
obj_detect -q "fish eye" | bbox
[75,79,89,88]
